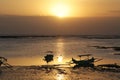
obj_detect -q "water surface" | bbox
[0,36,120,65]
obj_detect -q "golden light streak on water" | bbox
[58,55,63,62]
[56,38,65,64]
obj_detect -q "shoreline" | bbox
[0,66,120,80]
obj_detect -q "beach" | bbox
[0,0,120,79]
[0,36,120,80]
[0,66,120,80]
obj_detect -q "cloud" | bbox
[0,15,120,35]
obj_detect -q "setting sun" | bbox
[51,3,69,18]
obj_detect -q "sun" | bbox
[51,3,69,18]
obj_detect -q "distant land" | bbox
[0,35,120,39]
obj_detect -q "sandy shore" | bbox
[0,66,120,80]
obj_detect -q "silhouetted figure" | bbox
[42,53,54,72]
[44,54,54,64]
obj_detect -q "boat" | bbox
[71,54,102,68]
[72,57,95,68]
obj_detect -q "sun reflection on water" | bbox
[58,55,63,62]
[56,38,65,64]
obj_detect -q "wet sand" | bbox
[0,66,120,80]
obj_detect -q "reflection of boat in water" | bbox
[71,54,102,68]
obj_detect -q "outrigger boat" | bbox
[71,54,102,68]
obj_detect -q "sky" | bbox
[0,0,120,35]
[0,0,120,17]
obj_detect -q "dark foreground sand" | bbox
[0,66,120,80]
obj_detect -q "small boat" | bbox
[72,57,95,68]
[71,54,102,68]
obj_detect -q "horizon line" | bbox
[0,14,120,18]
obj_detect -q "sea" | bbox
[0,35,120,66]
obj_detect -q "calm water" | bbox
[0,37,120,65]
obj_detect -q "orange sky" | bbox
[0,0,120,35]
[0,0,120,17]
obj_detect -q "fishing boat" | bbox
[71,54,102,68]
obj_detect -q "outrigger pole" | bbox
[78,54,92,60]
